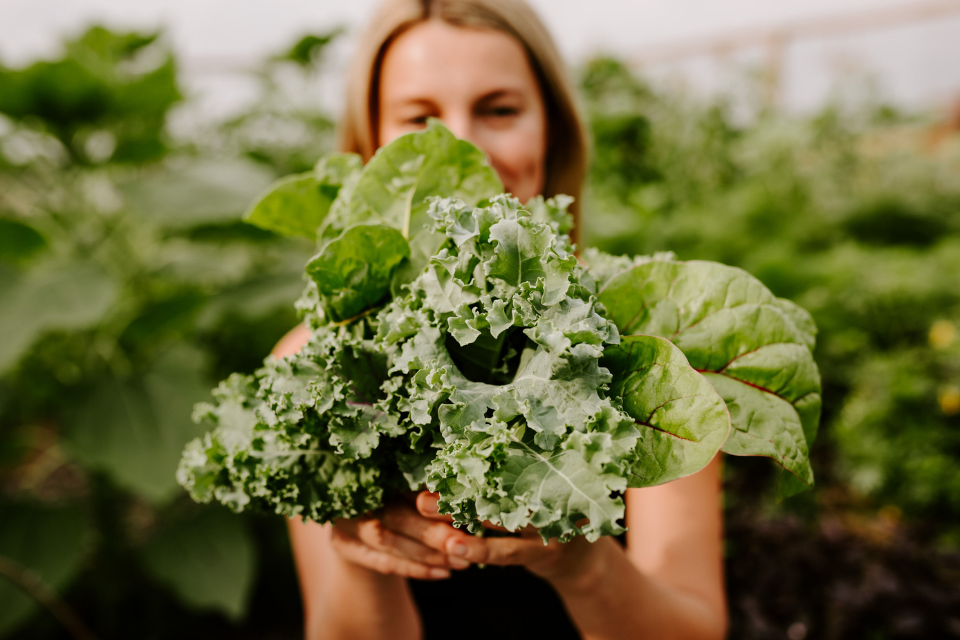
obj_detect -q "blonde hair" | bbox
[339,0,589,242]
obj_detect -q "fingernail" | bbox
[429,568,450,579]
[449,542,469,558]
[448,556,470,569]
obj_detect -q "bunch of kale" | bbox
[179,122,821,541]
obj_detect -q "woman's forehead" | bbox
[380,20,538,105]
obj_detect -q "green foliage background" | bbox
[1,27,958,640]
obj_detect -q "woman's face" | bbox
[378,20,548,203]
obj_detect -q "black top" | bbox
[409,564,581,640]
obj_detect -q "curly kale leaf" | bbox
[178,325,409,522]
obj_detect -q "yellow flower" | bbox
[939,385,960,416]
[929,319,956,350]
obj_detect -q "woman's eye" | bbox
[485,106,519,118]
[406,115,429,126]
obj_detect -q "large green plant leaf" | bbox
[63,345,210,502]
[244,153,361,239]
[0,505,90,638]
[598,260,821,496]
[0,219,47,264]
[124,159,275,228]
[0,260,117,374]
[602,335,730,486]
[141,508,255,620]
[327,119,502,238]
[305,224,410,322]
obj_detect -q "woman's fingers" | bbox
[351,515,456,567]
[381,500,473,556]
[330,524,452,580]
[415,491,509,531]
[445,534,560,568]
[415,491,453,522]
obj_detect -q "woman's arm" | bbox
[288,519,421,640]
[419,455,728,640]
[553,456,728,640]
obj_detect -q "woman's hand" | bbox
[415,491,607,585]
[330,494,475,581]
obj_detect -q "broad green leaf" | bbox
[0,219,47,264]
[124,159,275,229]
[599,260,821,496]
[389,228,447,297]
[244,153,361,239]
[0,260,117,374]
[196,275,306,329]
[64,345,211,502]
[602,335,730,486]
[141,508,255,620]
[0,505,90,638]
[331,119,502,238]
[306,224,410,322]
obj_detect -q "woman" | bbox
[275,1,728,638]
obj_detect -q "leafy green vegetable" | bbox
[244,153,361,239]
[179,123,819,541]
[602,335,729,487]
[598,260,821,496]
[305,224,410,322]
[327,119,502,239]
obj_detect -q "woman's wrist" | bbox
[540,536,621,596]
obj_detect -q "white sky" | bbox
[1,0,959,114]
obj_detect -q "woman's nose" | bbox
[441,112,476,145]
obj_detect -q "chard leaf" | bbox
[329,119,502,238]
[598,260,821,496]
[305,224,410,323]
[602,335,730,486]
[244,152,361,240]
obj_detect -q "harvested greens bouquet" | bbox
[178,122,821,542]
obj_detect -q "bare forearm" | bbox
[306,564,420,640]
[289,520,422,640]
[549,538,727,640]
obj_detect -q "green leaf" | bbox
[141,508,255,620]
[487,216,551,287]
[244,153,361,239]
[329,119,502,238]
[124,159,275,229]
[602,335,730,486]
[64,345,211,502]
[0,260,117,374]
[0,219,47,264]
[0,505,90,638]
[497,442,628,542]
[598,260,821,496]
[305,224,410,322]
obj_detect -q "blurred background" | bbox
[1,1,959,638]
